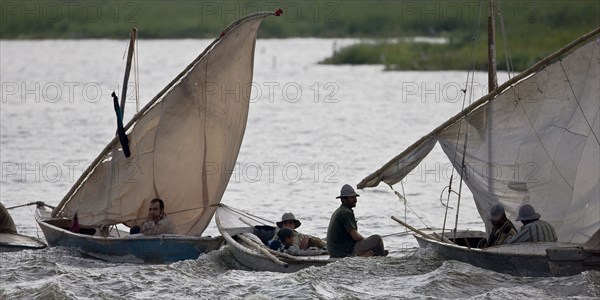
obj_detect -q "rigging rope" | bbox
[134,35,140,113]
[441,0,485,239]
[497,0,515,78]
[220,204,274,225]
[388,183,429,229]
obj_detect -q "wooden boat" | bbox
[1,202,46,252]
[413,230,598,277]
[358,3,600,276]
[215,204,336,273]
[0,233,46,252]
[35,11,281,263]
[35,206,221,263]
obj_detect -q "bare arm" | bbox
[349,229,364,242]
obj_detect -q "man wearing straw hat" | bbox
[326,184,388,258]
[507,204,557,244]
[270,212,326,250]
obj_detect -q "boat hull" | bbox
[35,207,223,263]
[0,233,46,252]
[216,205,334,273]
[415,232,599,277]
[225,235,330,273]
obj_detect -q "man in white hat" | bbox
[507,204,557,244]
[326,184,388,258]
[481,204,517,247]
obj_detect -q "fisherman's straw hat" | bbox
[276,213,301,228]
[515,204,541,221]
[336,184,360,199]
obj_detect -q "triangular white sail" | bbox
[52,12,276,236]
[359,29,600,244]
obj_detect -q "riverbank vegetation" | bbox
[2,0,598,70]
[320,0,599,70]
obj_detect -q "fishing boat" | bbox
[357,2,600,277]
[1,202,46,252]
[34,11,282,263]
[215,204,336,273]
[0,233,46,252]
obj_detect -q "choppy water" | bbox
[1,38,598,299]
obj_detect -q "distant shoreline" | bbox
[2,0,597,70]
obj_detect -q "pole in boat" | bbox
[120,27,138,114]
[488,0,498,93]
[391,216,437,241]
[237,235,288,268]
[486,0,497,194]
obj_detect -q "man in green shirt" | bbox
[327,184,388,258]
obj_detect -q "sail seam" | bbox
[559,51,600,146]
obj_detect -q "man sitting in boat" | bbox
[269,212,326,250]
[276,228,326,256]
[480,204,517,247]
[507,204,557,244]
[0,202,17,234]
[141,198,176,235]
[326,184,388,258]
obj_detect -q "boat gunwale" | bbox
[215,207,334,265]
[35,207,222,242]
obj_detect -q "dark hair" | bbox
[277,228,294,241]
[151,198,164,209]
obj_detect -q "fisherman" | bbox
[141,198,176,235]
[276,228,325,256]
[0,202,17,234]
[269,212,326,250]
[481,204,517,247]
[507,204,557,244]
[326,184,388,258]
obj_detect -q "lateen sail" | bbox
[52,12,275,236]
[359,29,600,244]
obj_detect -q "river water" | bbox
[1,38,598,299]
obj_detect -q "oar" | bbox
[391,216,453,244]
[242,234,306,262]
[6,201,55,210]
[237,234,288,268]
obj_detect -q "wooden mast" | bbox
[486,0,497,193]
[488,0,498,92]
[120,27,138,114]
